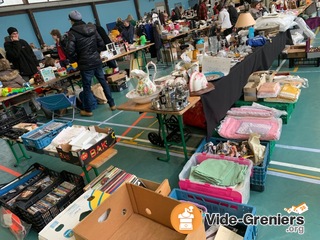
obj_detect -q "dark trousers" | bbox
[80,67,115,112]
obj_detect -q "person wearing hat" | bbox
[4,27,39,81]
[65,10,116,116]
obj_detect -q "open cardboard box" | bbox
[39,189,110,240]
[56,126,116,167]
[39,178,170,240]
[73,183,206,240]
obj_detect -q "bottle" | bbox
[248,27,255,39]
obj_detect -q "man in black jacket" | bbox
[66,10,115,116]
[4,27,39,81]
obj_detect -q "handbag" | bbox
[247,35,267,47]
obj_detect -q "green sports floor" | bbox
[1,32,320,239]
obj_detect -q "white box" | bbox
[38,190,109,240]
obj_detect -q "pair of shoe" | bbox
[80,110,93,117]
[110,105,117,111]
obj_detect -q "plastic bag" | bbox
[0,207,31,240]
[247,35,267,47]
[248,133,265,165]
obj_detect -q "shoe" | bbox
[110,105,117,111]
[98,100,107,105]
[80,110,93,116]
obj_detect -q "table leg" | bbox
[177,115,188,161]
[157,113,170,162]
[81,166,91,183]
[6,140,32,167]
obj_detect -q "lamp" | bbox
[235,12,256,29]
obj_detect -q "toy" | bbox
[1,87,34,97]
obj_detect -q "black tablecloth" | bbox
[201,31,290,138]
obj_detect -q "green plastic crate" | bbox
[234,99,295,124]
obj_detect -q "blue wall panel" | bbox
[97,1,137,31]
[0,14,38,48]
[139,0,164,16]
[34,6,94,47]
[0,0,194,50]
[168,0,191,11]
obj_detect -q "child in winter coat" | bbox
[0,58,27,88]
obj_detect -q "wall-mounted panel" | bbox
[0,14,38,48]
[34,5,94,47]
[97,0,137,31]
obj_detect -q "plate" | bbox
[204,71,224,81]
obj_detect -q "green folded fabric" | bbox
[189,159,248,186]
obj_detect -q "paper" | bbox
[40,67,56,82]
[202,56,231,76]
[215,225,243,240]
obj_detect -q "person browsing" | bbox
[65,10,116,116]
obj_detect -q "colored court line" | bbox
[276,143,320,153]
[122,119,158,144]
[268,170,320,185]
[119,135,196,151]
[270,160,320,173]
[0,165,21,177]
[268,167,320,180]
[117,142,186,158]
[117,112,150,141]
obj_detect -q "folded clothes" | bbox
[189,159,248,187]
[278,84,301,101]
[257,82,281,98]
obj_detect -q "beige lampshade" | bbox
[235,13,256,28]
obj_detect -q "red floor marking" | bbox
[0,165,21,177]
[117,112,148,142]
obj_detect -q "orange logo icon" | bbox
[170,202,203,234]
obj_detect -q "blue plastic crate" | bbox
[250,173,267,192]
[21,120,72,149]
[169,188,257,240]
[195,137,270,192]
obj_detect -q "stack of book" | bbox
[86,165,143,193]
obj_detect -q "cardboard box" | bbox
[106,71,127,83]
[285,45,306,59]
[39,178,170,240]
[56,126,116,167]
[38,190,109,240]
[162,48,178,62]
[73,183,205,240]
[244,82,258,101]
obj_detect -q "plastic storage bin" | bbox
[169,188,257,240]
[21,120,72,149]
[179,153,253,204]
[0,163,84,232]
[0,163,45,215]
[0,106,31,136]
[195,137,270,192]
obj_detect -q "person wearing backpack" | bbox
[65,10,116,116]
[50,29,69,67]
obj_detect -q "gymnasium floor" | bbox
[1,32,320,239]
